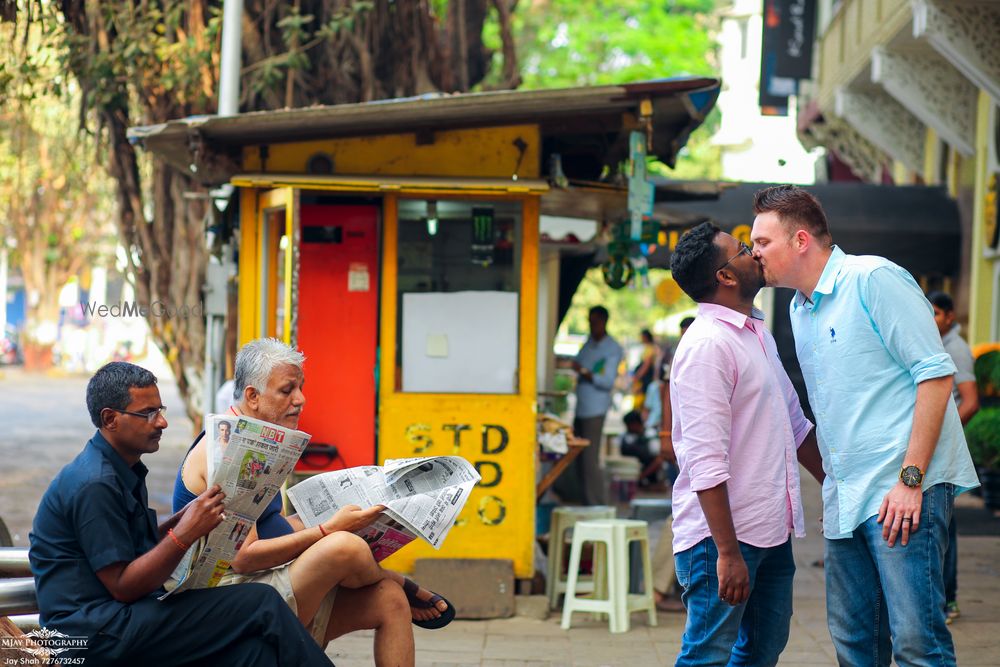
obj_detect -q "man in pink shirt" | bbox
[668,223,825,666]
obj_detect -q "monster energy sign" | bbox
[471,206,495,266]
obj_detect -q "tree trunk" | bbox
[50,0,518,428]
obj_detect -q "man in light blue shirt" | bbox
[555,305,623,505]
[750,185,978,667]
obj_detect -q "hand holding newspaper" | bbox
[164,413,311,597]
[287,456,481,561]
[166,414,481,596]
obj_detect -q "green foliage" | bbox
[974,351,1000,397]
[965,407,1000,470]
[560,267,695,344]
[511,0,718,89]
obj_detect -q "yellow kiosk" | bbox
[131,78,719,579]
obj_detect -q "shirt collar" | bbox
[793,245,845,310]
[696,302,765,329]
[89,430,149,492]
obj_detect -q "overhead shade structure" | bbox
[652,182,961,278]
[129,78,720,187]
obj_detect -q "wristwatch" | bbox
[899,465,924,488]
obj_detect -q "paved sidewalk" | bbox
[1,370,996,665]
[327,475,1000,666]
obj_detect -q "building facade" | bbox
[798,0,1000,344]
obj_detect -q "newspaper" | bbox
[163,414,311,597]
[287,456,481,560]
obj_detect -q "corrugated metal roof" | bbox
[129,77,720,186]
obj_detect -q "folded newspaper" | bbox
[165,414,481,597]
[164,413,311,597]
[286,456,481,560]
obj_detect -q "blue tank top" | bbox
[172,431,294,539]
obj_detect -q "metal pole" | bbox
[218,0,243,117]
[0,547,31,577]
[0,578,37,616]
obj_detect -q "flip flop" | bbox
[401,577,456,630]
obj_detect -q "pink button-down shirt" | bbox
[670,303,812,553]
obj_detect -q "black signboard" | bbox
[759,0,816,115]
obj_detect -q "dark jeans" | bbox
[553,415,608,505]
[944,514,957,605]
[83,583,333,666]
[674,537,795,666]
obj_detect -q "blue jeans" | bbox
[825,483,956,667]
[674,537,795,667]
[943,514,957,605]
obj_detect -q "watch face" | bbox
[901,466,922,487]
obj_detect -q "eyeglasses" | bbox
[113,407,167,423]
[716,242,752,272]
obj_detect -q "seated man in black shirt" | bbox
[29,362,332,667]
[619,410,660,487]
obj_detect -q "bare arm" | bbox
[696,483,749,605]
[230,504,385,574]
[96,486,226,603]
[956,381,980,426]
[878,375,953,546]
[796,429,825,485]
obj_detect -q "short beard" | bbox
[739,266,766,301]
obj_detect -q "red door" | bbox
[295,203,379,470]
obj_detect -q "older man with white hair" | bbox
[173,338,453,667]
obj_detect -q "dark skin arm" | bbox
[156,503,190,539]
[96,486,226,603]
[796,429,825,485]
[696,482,749,606]
[956,381,980,426]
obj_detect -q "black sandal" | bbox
[401,577,456,630]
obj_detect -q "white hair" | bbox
[233,338,305,403]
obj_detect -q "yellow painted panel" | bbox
[378,395,537,578]
[923,128,939,185]
[241,125,541,180]
[891,161,911,185]
[817,0,911,110]
[238,188,260,346]
[377,194,540,577]
[231,173,548,195]
[969,89,997,345]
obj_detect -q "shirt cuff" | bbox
[88,547,137,574]
[688,459,731,493]
[910,353,957,384]
[793,419,814,449]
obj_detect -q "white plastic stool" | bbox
[561,518,657,633]
[545,505,615,610]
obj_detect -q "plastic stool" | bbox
[628,498,672,593]
[545,505,615,610]
[561,519,657,633]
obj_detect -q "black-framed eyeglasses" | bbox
[113,407,167,423]
[716,242,752,272]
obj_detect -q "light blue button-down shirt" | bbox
[574,334,623,418]
[790,246,979,539]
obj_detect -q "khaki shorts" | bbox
[219,562,338,645]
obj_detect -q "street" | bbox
[1,368,998,665]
